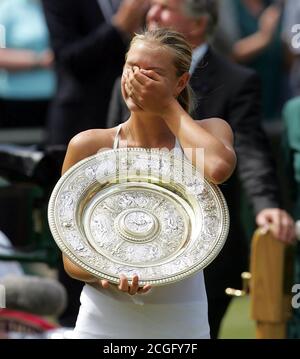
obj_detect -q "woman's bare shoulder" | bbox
[196,117,231,129]
[68,128,117,156]
[195,118,234,145]
[62,127,118,174]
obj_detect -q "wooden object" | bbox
[250,228,293,339]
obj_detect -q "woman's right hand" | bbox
[124,66,174,115]
[96,274,152,295]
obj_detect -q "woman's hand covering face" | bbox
[124,66,174,114]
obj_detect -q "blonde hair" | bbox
[128,28,194,113]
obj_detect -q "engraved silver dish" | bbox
[48,148,229,286]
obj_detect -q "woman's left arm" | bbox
[162,101,237,184]
[126,67,236,184]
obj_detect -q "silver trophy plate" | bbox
[48,148,229,286]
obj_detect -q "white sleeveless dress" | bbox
[72,125,210,339]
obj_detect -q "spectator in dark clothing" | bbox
[42,0,149,145]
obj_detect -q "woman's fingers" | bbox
[101,274,154,296]
[124,70,136,96]
[118,274,129,292]
[138,284,152,294]
[125,80,143,108]
[127,67,159,91]
[132,68,150,85]
[125,81,136,101]
[124,81,132,96]
[140,68,160,81]
[128,275,139,295]
[116,274,152,295]
[100,279,110,289]
[127,67,144,93]
[98,276,152,295]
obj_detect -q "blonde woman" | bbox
[61,29,236,339]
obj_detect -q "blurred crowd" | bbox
[0,0,299,134]
[0,0,300,339]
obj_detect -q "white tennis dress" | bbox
[72,125,210,339]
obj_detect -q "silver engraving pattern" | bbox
[48,148,229,286]
[124,211,154,233]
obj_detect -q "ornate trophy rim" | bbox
[48,147,229,286]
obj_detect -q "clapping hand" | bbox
[258,5,281,43]
[113,0,150,36]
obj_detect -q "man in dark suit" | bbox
[107,0,296,338]
[42,0,149,146]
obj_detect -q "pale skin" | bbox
[62,39,237,294]
[112,0,150,37]
[122,41,236,184]
[0,49,53,71]
[146,0,296,244]
[0,0,148,72]
[232,1,281,63]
